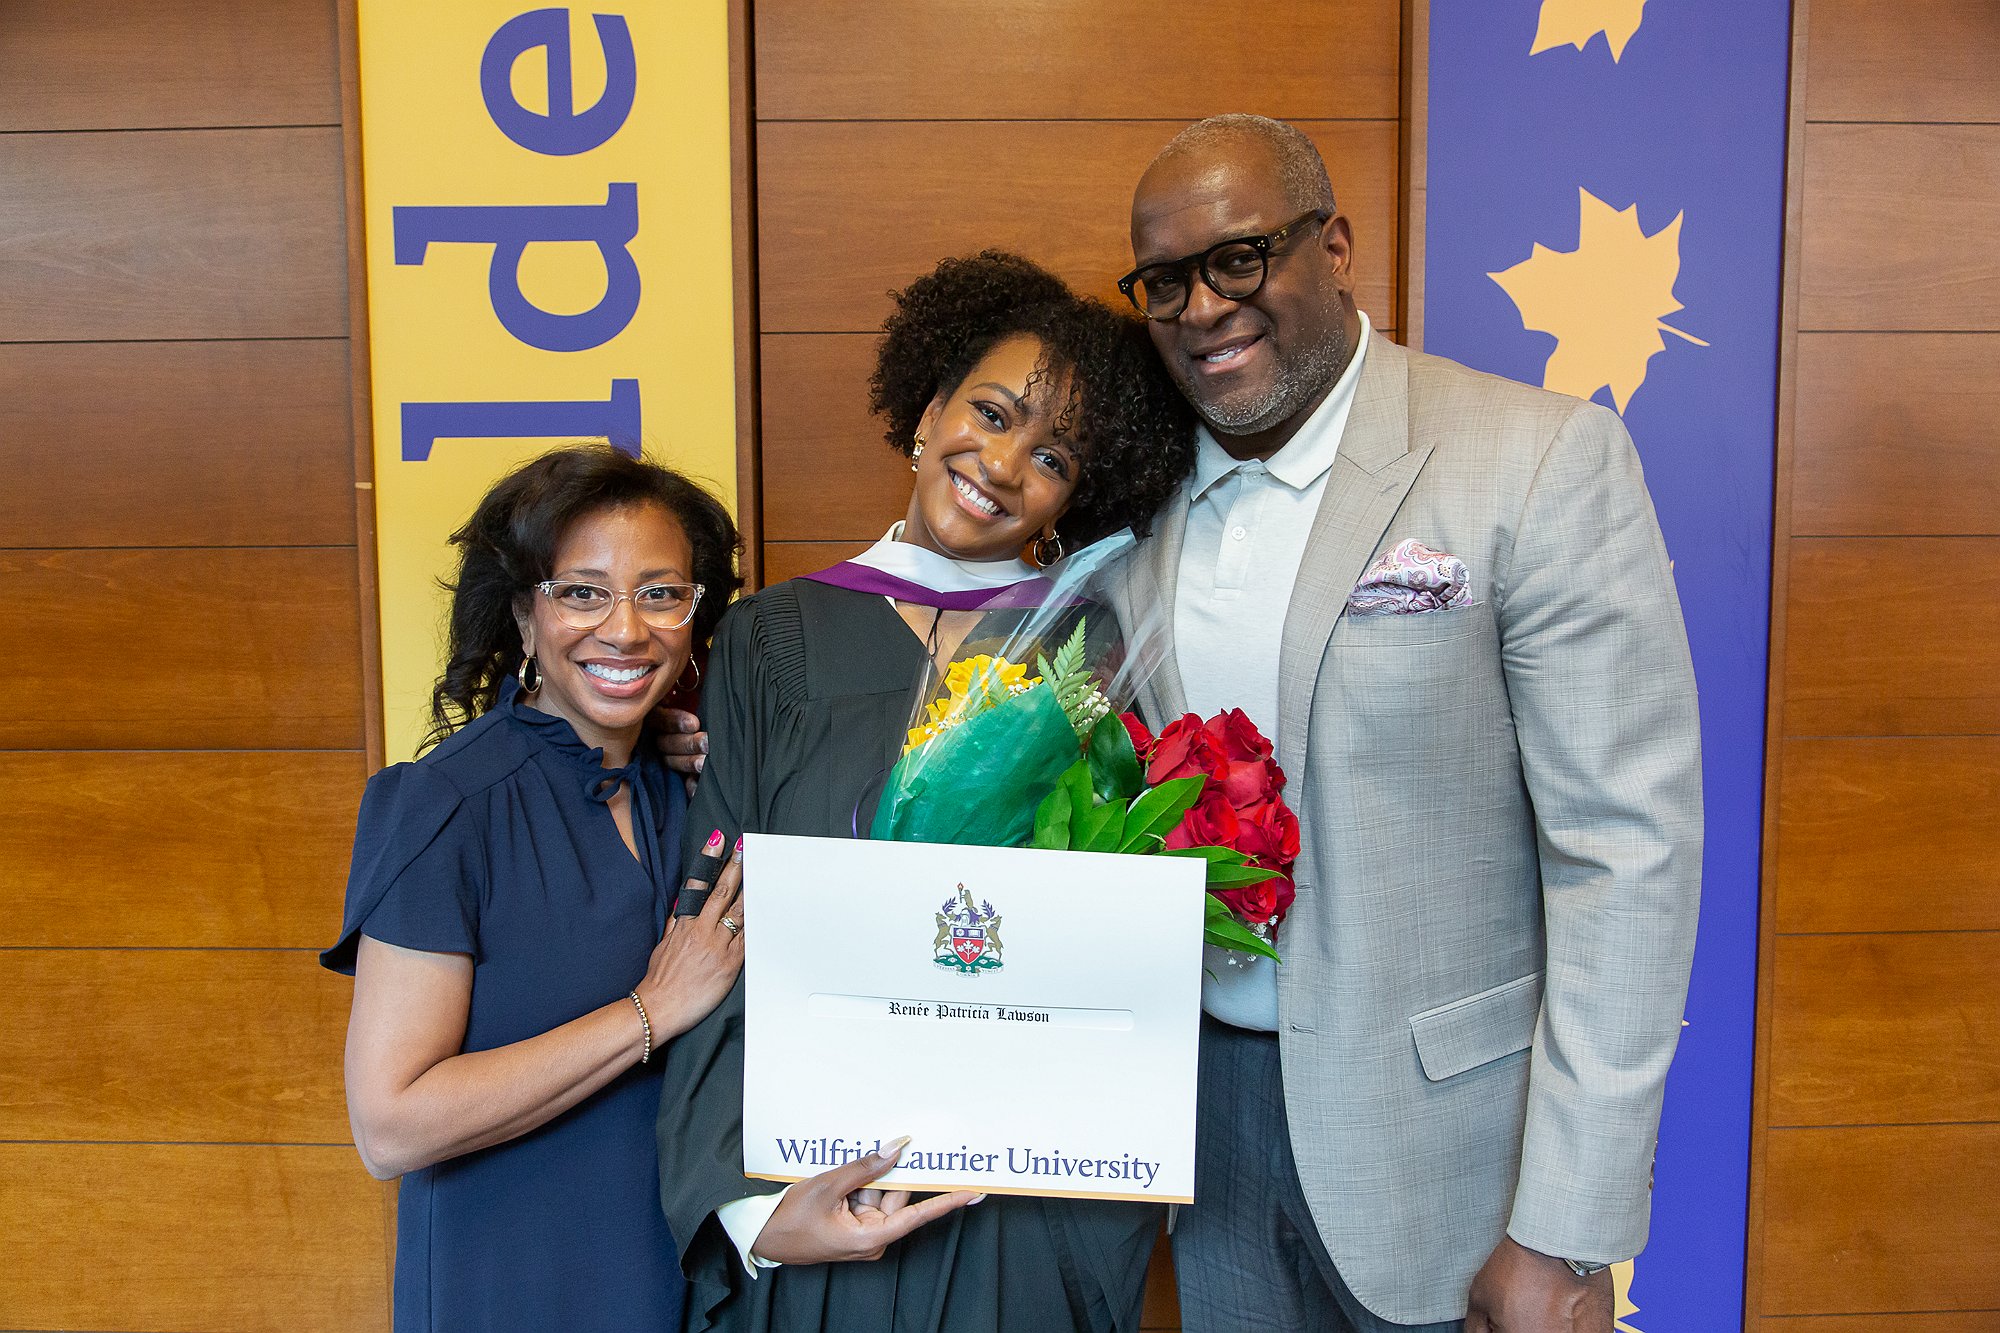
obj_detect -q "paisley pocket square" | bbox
[1345,539,1472,616]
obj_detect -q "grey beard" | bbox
[1193,321,1350,437]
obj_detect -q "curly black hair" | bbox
[868,251,1195,547]
[425,444,742,749]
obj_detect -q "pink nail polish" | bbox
[703,829,724,854]
[733,836,744,857]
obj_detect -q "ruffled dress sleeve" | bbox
[320,760,486,975]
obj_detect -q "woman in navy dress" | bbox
[323,446,747,1332]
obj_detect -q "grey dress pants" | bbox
[1172,1017,1463,1333]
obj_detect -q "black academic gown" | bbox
[658,577,1161,1333]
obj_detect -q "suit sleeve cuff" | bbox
[716,1188,790,1276]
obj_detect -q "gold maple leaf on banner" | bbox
[1613,1260,1644,1332]
[1531,0,1649,61]
[1488,188,1706,412]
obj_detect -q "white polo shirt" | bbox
[1173,312,1371,1031]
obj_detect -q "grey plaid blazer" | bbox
[1120,331,1703,1324]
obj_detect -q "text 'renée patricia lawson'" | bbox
[887,1000,1051,1023]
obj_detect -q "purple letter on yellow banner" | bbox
[356,3,738,761]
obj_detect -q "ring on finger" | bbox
[720,916,741,937]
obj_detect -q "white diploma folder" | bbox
[741,832,1205,1203]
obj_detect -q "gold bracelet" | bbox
[628,990,653,1064]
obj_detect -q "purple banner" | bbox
[1424,2,1791,1325]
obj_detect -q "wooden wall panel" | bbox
[1754,2,2000,1322]
[0,0,341,132]
[0,128,348,342]
[1779,537,2000,736]
[0,547,364,750]
[0,951,350,1143]
[1803,0,2000,125]
[754,0,1400,122]
[756,120,1399,334]
[762,540,871,587]
[0,2,386,1327]
[1141,1223,1179,1330]
[1791,333,2000,536]
[760,333,909,542]
[1767,932,2000,1127]
[1775,738,2000,934]
[0,751,365,948]
[1761,1124,2000,1315]
[0,340,357,548]
[1798,124,2000,333]
[0,1143,387,1333]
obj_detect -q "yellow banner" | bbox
[357,2,737,761]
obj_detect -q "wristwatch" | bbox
[1563,1258,1610,1278]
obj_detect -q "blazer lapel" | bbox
[1128,484,1190,725]
[1278,333,1433,769]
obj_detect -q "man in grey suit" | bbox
[1115,115,1702,1332]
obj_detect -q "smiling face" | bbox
[901,334,1083,563]
[514,501,695,762]
[1130,139,1362,459]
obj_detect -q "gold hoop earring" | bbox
[1033,531,1066,566]
[517,655,541,692]
[911,432,925,473]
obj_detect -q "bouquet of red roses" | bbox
[867,532,1294,961]
[872,616,1296,961]
[1123,710,1299,950]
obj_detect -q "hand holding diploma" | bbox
[752,1137,982,1265]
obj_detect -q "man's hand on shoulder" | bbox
[1466,1235,1613,1333]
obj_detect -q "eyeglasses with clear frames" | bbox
[534,580,705,632]
[1118,209,1331,321]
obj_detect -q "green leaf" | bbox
[1041,619,1102,739]
[1030,780,1072,850]
[1122,776,1205,847]
[1203,896,1281,961]
[1163,843,1280,887]
[1060,757,1094,818]
[1204,861,1282,889]
[1075,799,1126,854]
[1163,845,1246,867]
[1086,716,1144,804]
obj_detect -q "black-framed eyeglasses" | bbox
[534,580,704,631]
[1118,210,1331,321]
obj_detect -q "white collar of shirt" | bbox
[850,522,1038,593]
[1188,310,1372,503]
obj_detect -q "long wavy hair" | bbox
[869,251,1196,546]
[425,445,742,750]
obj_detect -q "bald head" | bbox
[1142,114,1336,217]
[1127,114,1361,459]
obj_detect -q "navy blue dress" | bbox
[322,678,687,1333]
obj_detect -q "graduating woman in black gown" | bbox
[656,253,1196,1332]
[325,449,749,1331]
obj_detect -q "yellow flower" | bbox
[903,655,1040,753]
[943,655,1033,699]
